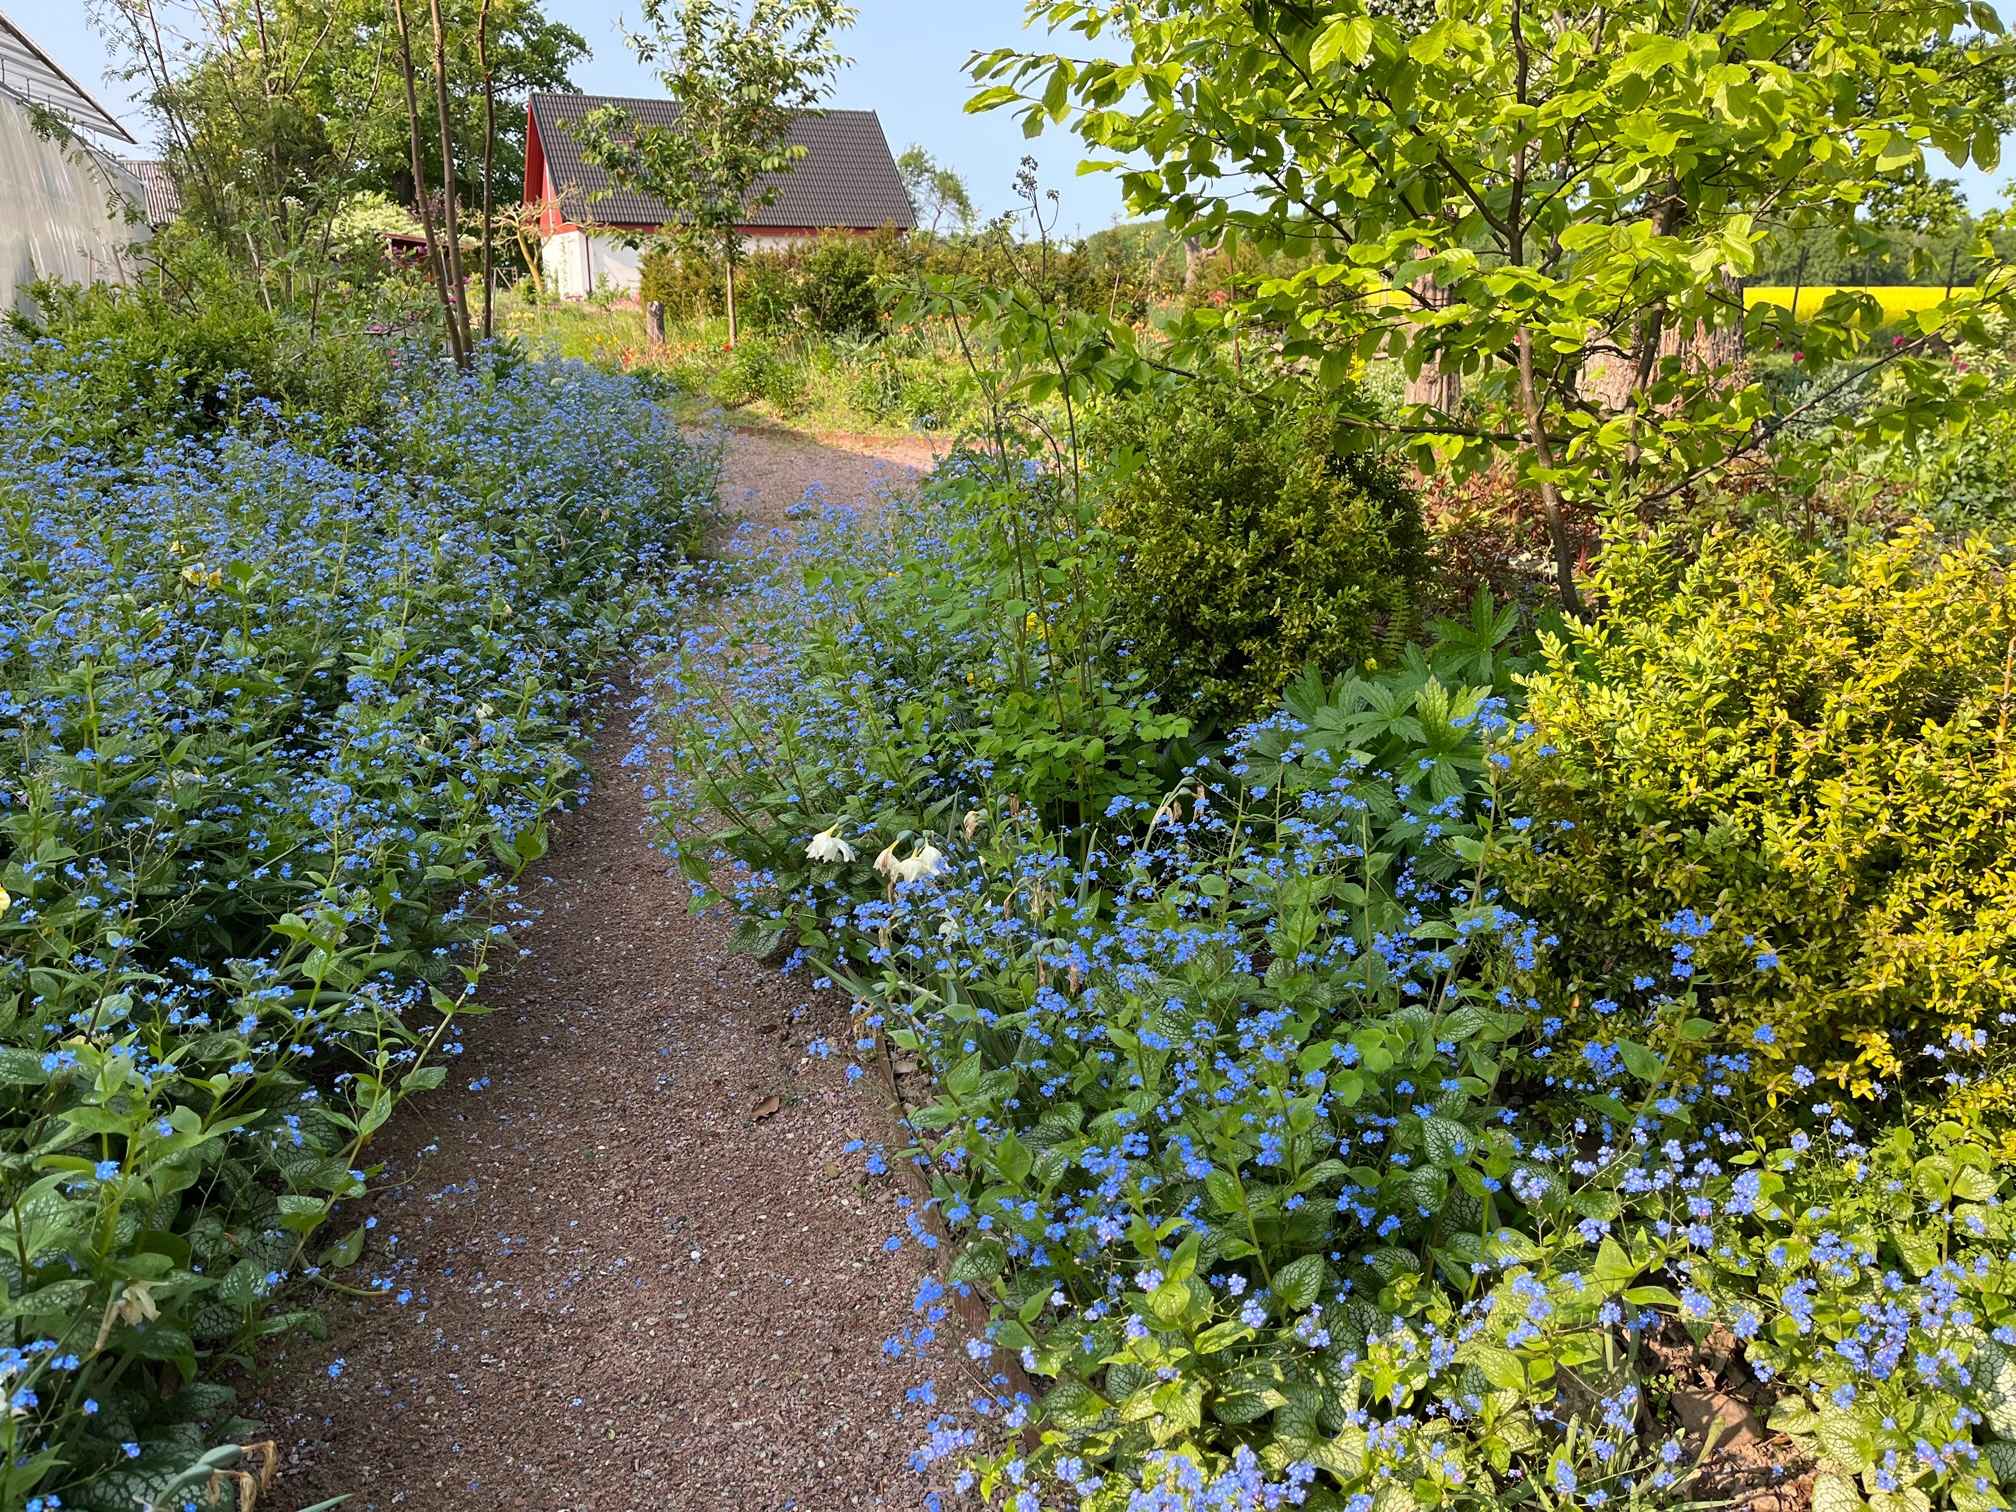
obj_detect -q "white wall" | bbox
[540,230,648,300]
[0,93,142,313]
[540,228,825,299]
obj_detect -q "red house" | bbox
[523,92,915,299]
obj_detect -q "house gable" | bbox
[523,93,915,236]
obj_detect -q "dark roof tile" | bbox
[528,93,914,231]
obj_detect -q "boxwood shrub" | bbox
[1088,381,1426,732]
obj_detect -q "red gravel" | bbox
[253,429,974,1511]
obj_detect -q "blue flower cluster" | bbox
[645,464,2016,1511]
[0,335,715,1506]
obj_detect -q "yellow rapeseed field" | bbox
[1743,285,1950,321]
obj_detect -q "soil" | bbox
[253,427,965,1512]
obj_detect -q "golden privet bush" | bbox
[1501,522,2016,1101]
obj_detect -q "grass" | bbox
[499,293,971,439]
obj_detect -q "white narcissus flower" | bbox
[961,809,984,840]
[896,843,947,884]
[873,842,902,881]
[116,1280,158,1327]
[803,823,856,864]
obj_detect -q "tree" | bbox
[94,0,583,278]
[974,0,2016,614]
[392,0,469,363]
[897,144,976,234]
[573,0,855,347]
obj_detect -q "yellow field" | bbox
[1743,285,1950,321]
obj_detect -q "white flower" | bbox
[873,842,902,881]
[116,1280,159,1327]
[895,843,946,884]
[804,824,856,864]
[961,809,985,840]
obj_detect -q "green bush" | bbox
[8,265,389,451]
[1089,380,1426,730]
[716,334,806,414]
[796,234,881,338]
[638,244,721,320]
[1500,521,2016,1101]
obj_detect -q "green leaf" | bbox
[1044,1380,1109,1428]
[1468,1343,1526,1391]
[949,1237,1007,1284]
[1618,1040,1666,1083]
[1810,1473,1868,1512]
[1147,1277,1192,1325]
[317,1222,367,1272]
[1273,1254,1328,1311]
[1815,1409,1872,1473]
[1311,15,1374,70]
[1420,1115,1472,1167]
[996,1131,1033,1187]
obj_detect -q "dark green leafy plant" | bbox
[1088,380,1427,733]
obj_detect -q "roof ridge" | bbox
[530,92,882,117]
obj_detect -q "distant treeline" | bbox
[1749,220,2016,288]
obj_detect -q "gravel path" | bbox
[256,425,965,1511]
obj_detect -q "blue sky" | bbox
[32,1,1136,236]
[29,3,2014,232]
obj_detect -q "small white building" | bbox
[523,93,915,300]
[0,10,144,313]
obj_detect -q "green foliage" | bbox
[1866,338,2016,530]
[574,0,853,342]
[640,231,885,338]
[977,0,2016,611]
[1500,521,2016,1099]
[659,543,2016,1506]
[716,332,808,413]
[7,267,391,452]
[796,235,881,338]
[896,144,975,235]
[108,0,583,276]
[1090,380,1427,730]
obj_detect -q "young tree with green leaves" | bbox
[92,0,582,299]
[573,0,855,347]
[974,0,2016,613]
[898,144,976,234]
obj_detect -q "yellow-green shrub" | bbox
[1501,523,2016,1100]
[1089,381,1425,730]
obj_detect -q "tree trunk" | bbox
[1516,327,1585,619]
[1404,258,1462,416]
[724,235,739,348]
[646,300,666,346]
[477,0,496,342]
[1182,234,1204,292]
[390,0,464,367]
[427,0,473,359]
